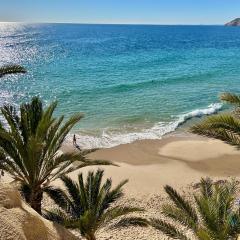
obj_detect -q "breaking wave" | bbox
[67,103,223,149]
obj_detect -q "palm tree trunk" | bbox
[28,188,43,215]
[86,233,96,240]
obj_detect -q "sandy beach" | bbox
[53,134,240,239]
[61,134,240,195]
[3,133,240,240]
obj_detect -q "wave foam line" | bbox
[67,103,222,149]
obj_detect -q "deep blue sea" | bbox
[0,23,240,148]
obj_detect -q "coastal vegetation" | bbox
[0,97,111,214]
[1,93,240,239]
[150,178,240,239]
[44,169,148,240]
[191,92,240,148]
[0,64,26,77]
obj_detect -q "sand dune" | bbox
[0,183,78,240]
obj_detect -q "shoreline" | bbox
[65,102,224,150]
[5,131,240,194]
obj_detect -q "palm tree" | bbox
[190,92,240,148]
[44,169,148,240]
[0,150,5,178]
[150,178,240,240]
[0,64,26,77]
[0,97,111,214]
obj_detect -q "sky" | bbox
[0,0,240,25]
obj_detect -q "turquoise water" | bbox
[0,23,240,148]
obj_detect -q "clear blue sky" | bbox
[1,0,240,25]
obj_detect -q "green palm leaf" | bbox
[221,92,240,106]
[150,218,191,240]
[0,65,26,77]
[45,169,147,240]
[164,185,198,224]
[0,97,113,214]
[191,92,240,149]
[112,216,149,228]
[151,178,240,240]
[190,114,240,148]
[162,204,197,230]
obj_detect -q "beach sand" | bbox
[57,134,240,239]
[61,134,240,195]
[3,134,240,239]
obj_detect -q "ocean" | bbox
[0,23,240,148]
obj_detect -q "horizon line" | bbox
[0,21,225,26]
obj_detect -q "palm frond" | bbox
[79,148,99,155]
[100,206,144,226]
[195,228,212,240]
[44,208,79,229]
[221,92,240,106]
[190,114,240,148]
[60,175,81,209]
[162,204,197,230]
[0,64,26,77]
[164,185,198,224]
[44,186,68,209]
[0,96,110,214]
[150,218,190,240]
[75,159,117,169]
[194,179,239,239]
[46,170,146,239]
[111,217,149,228]
[152,178,240,239]
[199,177,213,198]
[190,92,240,150]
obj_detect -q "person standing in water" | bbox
[73,134,77,147]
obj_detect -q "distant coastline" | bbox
[225,18,240,26]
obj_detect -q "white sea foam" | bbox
[67,103,223,149]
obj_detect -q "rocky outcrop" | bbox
[0,183,78,240]
[225,18,240,26]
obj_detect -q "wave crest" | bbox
[67,103,222,149]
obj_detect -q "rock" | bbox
[225,18,240,26]
[0,183,78,240]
